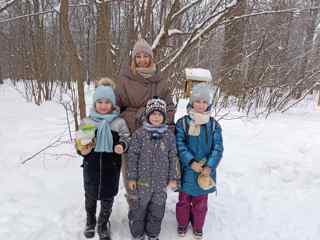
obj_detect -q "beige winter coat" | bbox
[116,67,175,133]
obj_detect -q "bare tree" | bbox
[60,0,86,126]
[220,0,247,98]
[1,0,320,116]
[0,65,3,84]
[94,0,113,80]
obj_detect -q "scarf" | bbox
[143,121,168,139]
[188,109,211,136]
[136,63,157,79]
[89,109,119,152]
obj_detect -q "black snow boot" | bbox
[98,220,111,240]
[84,195,97,238]
[84,214,96,238]
[147,236,159,240]
[97,198,114,240]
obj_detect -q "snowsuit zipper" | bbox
[150,140,157,192]
[98,153,102,200]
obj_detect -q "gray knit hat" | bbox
[132,35,154,59]
[93,85,116,106]
[145,97,167,123]
[190,83,212,104]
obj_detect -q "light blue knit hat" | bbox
[93,85,116,105]
[190,83,213,104]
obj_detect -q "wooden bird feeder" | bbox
[184,68,212,98]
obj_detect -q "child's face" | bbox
[95,99,113,114]
[149,111,164,126]
[135,52,151,68]
[192,100,209,113]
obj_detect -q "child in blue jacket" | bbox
[175,83,224,240]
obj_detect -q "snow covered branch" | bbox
[0,0,16,14]
[170,0,202,23]
[161,0,240,72]
[222,7,320,25]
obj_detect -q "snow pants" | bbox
[176,192,208,232]
[128,200,166,238]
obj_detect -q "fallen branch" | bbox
[21,134,68,165]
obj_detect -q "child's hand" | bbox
[114,144,124,154]
[201,166,212,176]
[79,143,94,155]
[168,180,177,190]
[128,180,137,190]
[191,161,203,173]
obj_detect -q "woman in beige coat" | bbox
[115,35,176,202]
[116,36,175,133]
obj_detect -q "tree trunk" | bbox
[94,1,113,80]
[220,0,247,97]
[0,65,3,84]
[296,0,320,98]
[159,0,167,26]
[143,0,152,38]
[119,0,135,71]
[60,0,86,122]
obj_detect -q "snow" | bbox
[52,2,61,14]
[152,28,185,50]
[185,68,212,82]
[152,26,165,50]
[1,80,320,240]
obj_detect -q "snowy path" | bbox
[1,82,320,240]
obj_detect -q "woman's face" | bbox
[135,52,151,68]
[149,111,164,126]
[192,100,209,113]
[95,99,113,114]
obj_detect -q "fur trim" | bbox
[96,77,116,89]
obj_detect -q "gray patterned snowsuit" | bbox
[127,126,179,238]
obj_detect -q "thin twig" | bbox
[21,135,65,165]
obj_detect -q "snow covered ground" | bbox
[1,81,320,240]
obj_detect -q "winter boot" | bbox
[192,230,203,240]
[98,220,111,240]
[147,236,159,240]
[98,198,114,240]
[83,214,96,238]
[131,235,145,240]
[177,225,187,237]
[84,195,97,238]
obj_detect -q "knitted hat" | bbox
[132,34,154,59]
[145,97,167,123]
[190,83,212,104]
[93,85,116,106]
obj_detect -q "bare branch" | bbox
[161,0,239,72]
[0,4,89,24]
[281,82,320,113]
[0,0,17,14]
[21,135,67,165]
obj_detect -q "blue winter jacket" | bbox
[176,115,224,196]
